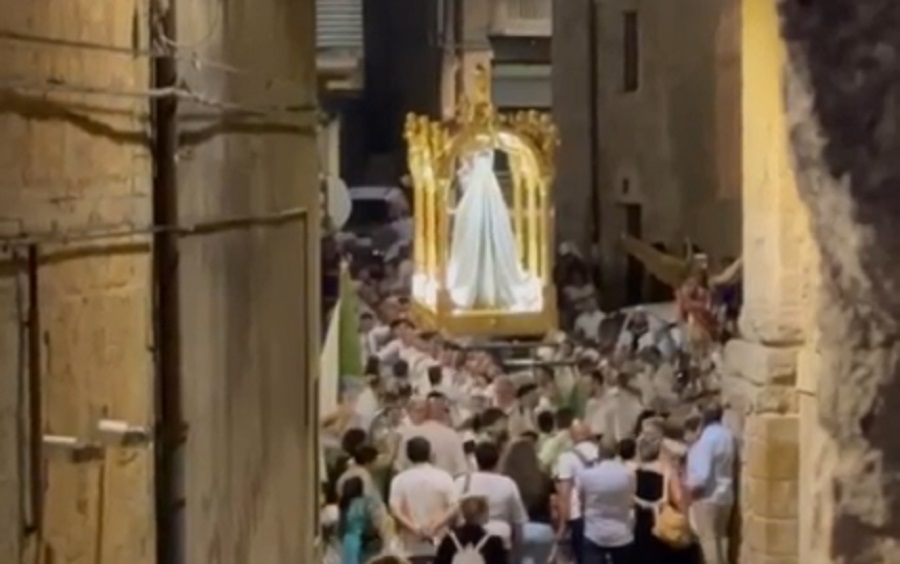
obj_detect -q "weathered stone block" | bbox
[724,339,798,386]
[744,415,799,481]
[744,514,799,556]
[744,477,798,520]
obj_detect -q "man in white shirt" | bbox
[389,437,458,563]
[616,308,678,360]
[395,395,468,476]
[578,438,636,563]
[554,421,599,564]
[377,318,416,364]
[574,297,606,343]
[450,441,528,549]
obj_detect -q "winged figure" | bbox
[619,234,743,372]
[619,234,742,288]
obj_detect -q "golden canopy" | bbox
[404,67,559,336]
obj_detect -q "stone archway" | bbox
[727,0,900,562]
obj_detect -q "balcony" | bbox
[490,0,552,37]
[316,0,364,92]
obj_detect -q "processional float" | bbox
[405,66,559,337]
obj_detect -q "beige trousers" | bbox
[690,501,732,564]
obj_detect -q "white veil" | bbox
[446,149,531,309]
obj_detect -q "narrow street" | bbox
[1,1,899,563]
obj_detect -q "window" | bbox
[623,10,639,92]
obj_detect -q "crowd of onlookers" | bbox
[317,235,739,564]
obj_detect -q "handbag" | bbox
[652,470,694,549]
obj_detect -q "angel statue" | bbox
[619,234,743,370]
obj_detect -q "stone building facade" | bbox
[0,0,321,562]
[554,0,742,306]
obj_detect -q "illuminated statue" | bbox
[404,64,559,336]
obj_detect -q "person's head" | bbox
[597,436,618,460]
[426,392,450,422]
[701,401,725,427]
[390,318,415,341]
[493,376,515,404]
[636,434,662,462]
[683,414,703,444]
[405,436,432,464]
[569,420,592,444]
[474,441,501,471]
[427,365,443,387]
[500,438,546,508]
[396,382,413,401]
[352,443,380,468]
[536,410,555,435]
[627,311,649,334]
[359,312,376,333]
[463,439,476,456]
[535,366,554,387]
[406,397,427,424]
[555,407,575,431]
[392,360,409,379]
[458,496,489,525]
[617,438,637,462]
[363,356,381,377]
[341,428,368,456]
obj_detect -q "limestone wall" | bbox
[175,0,321,562]
[0,1,154,561]
[593,0,742,306]
[723,0,818,562]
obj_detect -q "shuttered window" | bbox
[316,0,363,49]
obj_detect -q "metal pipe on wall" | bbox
[587,0,601,286]
[150,1,184,562]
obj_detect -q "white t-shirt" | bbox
[454,472,528,547]
[390,463,458,557]
[554,441,599,521]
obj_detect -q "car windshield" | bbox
[346,199,392,231]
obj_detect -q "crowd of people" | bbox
[319,242,740,564]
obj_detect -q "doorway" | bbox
[622,203,644,304]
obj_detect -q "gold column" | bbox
[411,155,425,274]
[526,175,539,276]
[512,154,525,262]
[436,178,453,311]
[539,181,550,282]
[425,171,436,282]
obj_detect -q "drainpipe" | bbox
[587,0,601,286]
[150,1,184,563]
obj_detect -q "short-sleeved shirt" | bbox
[578,460,635,547]
[390,463,458,557]
[453,472,528,547]
[554,441,599,521]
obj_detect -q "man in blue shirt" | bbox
[685,403,736,564]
